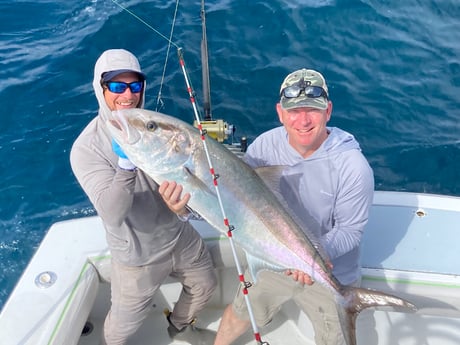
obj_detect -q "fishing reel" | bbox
[193,119,234,143]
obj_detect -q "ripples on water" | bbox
[0,0,459,308]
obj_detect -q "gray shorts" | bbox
[232,269,348,345]
[104,225,217,345]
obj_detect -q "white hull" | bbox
[1,191,460,344]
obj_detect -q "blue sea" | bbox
[1,0,459,310]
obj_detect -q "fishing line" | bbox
[109,0,180,48]
[154,0,180,112]
[109,0,183,113]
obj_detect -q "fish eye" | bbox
[146,121,158,132]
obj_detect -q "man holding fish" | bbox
[210,69,375,345]
[70,49,217,345]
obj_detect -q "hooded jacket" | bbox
[244,126,374,285]
[70,49,188,266]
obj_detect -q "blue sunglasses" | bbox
[104,81,143,94]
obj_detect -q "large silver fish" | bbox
[107,108,415,345]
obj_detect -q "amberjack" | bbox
[107,108,416,345]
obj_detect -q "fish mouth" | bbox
[107,110,141,145]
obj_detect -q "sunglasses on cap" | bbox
[281,79,328,100]
[104,81,143,94]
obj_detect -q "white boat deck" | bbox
[77,280,317,345]
[75,275,460,345]
[1,191,460,345]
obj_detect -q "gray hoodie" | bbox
[244,126,374,285]
[70,49,189,266]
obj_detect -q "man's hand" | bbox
[284,269,314,286]
[285,262,332,286]
[158,181,191,216]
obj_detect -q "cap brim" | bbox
[280,96,328,110]
[102,69,146,82]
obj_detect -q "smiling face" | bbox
[276,101,333,158]
[103,72,143,111]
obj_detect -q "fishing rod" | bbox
[177,47,268,345]
[108,2,262,343]
[195,0,239,144]
[200,0,212,121]
[179,2,263,340]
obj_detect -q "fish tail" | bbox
[337,286,417,345]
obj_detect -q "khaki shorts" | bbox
[232,269,349,345]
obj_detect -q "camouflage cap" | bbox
[279,69,329,110]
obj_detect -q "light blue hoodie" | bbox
[244,126,374,285]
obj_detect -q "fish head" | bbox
[107,108,198,175]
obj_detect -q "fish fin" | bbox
[254,166,331,264]
[254,166,287,189]
[182,164,215,197]
[337,286,417,345]
[245,252,284,284]
[254,166,292,208]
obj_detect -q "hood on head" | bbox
[93,49,147,122]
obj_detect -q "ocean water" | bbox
[0,0,459,310]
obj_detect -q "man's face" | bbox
[276,101,332,158]
[103,72,143,111]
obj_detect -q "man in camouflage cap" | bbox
[274,68,334,157]
[280,68,329,110]
[214,69,374,345]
